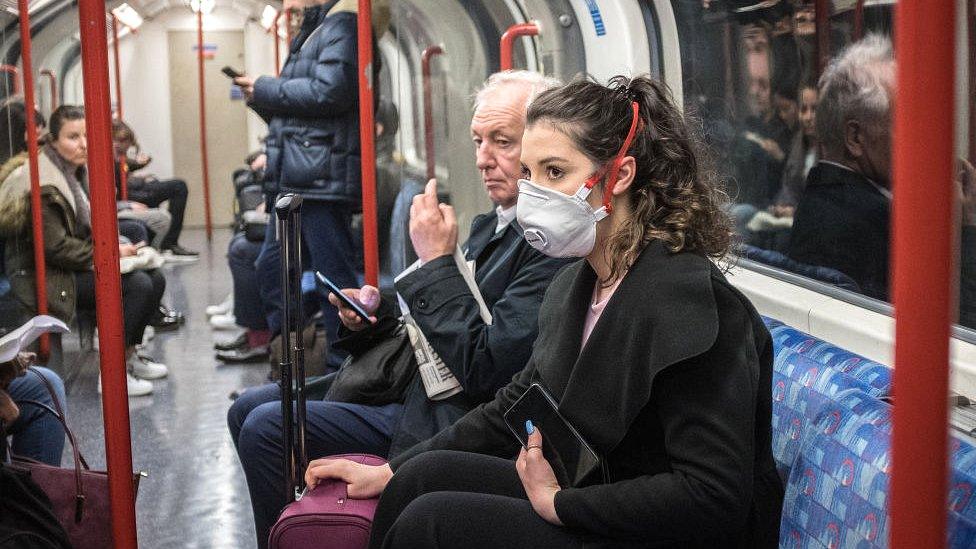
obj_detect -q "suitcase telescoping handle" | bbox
[275,193,308,502]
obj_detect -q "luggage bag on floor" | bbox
[268,195,386,549]
[268,453,387,548]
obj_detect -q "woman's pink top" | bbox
[581,278,622,349]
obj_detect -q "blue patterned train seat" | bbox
[761,317,893,396]
[949,435,976,547]
[771,345,879,480]
[780,390,892,548]
[779,389,976,548]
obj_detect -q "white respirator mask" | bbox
[516,101,640,258]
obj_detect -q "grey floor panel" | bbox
[60,229,268,548]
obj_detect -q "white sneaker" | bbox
[206,294,233,317]
[142,325,155,343]
[98,372,153,397]
[129,353,169,380]
[209,313,238,330]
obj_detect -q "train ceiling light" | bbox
[112,3,144,30]
[260,4,278,31]
[190,0,215,15]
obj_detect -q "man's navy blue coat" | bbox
[250,1,361,205]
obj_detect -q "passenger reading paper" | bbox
[305,75,784,548]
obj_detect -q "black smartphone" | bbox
[314,271,375,325]
[221,66,244,79]
[503,383,602,487]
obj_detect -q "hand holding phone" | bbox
[221,66,244,79]
[315,272,377,328]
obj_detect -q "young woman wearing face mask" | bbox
[304,75,784,548]
[0,105,169,395]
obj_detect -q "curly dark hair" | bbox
[525,75,733,282]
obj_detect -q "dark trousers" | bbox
[117,218,149,245]
[370,450,614,549]
[255,200,358,369]
[227,382,402,549]
[127,178,188,249]
[5,367,66,466]
[228,233,267,331]
[75,269,165,346]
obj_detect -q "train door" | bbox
[168,29,248,229]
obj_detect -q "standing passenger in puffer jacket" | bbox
[233,0,390,370]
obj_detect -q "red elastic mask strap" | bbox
[600,101,640,214]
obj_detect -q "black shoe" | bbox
[151,314,181,332]
[214,332,248,352]
[217,345,270,363]
[165,245,199,256]
[155,306,185,324]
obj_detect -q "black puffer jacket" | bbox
[249,1,361,205]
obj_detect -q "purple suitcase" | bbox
[268,198,387,549]
[268,453,388,549]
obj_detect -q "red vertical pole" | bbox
[499,23,538,71]
[77,0,138,547]
[17,0,49,360]
[197,9,213,240]
[272,11,282,77]
[421,45,444,181]
[969,0,976,163]
[285,9,293,47]
[853,0,866,40]
[890,0,956,546]
[111,15,123,119]
[39,69,57,109]
[814,0,830,76]
[112,15,128,200]
[357,0,379,287]
[0,65,20,94]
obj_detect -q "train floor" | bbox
[60,228,267,549]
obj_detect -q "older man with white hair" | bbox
[788,35,895,300]
[228,70,567,547]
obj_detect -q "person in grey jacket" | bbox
[234,0,387,368]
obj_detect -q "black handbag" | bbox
[324,316,417,406]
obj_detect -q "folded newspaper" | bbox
[395,245,491,400]
[0,315,69,364]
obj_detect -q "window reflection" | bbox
[668,1,976,327]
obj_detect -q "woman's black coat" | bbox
[390,241,784,547]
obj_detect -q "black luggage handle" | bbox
[276,193,308,502]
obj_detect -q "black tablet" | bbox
[503,383,602,487]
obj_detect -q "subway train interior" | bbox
[0,0,973,547]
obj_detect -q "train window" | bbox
[667,1,976,333]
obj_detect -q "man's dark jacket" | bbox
[390,242,783,547]
[249,2,361,205]
[340,210,571,456]
[788,162,891,300]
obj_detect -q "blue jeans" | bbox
[228,233,268,331]
[6,367,66,466]
[255,200,358,369]
[228,383,402,549]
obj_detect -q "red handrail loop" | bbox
[499,22,538,71]
[421,45,444,181]
[0,64,20,94]
[39,69,57,110]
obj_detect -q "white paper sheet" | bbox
[0,315,69,363]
